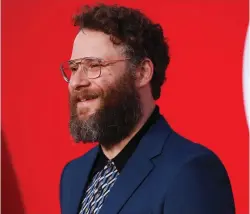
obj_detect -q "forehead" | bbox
[71,29,122,60]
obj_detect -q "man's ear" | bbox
[135,58,154,88]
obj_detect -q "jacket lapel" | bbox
[99,116,172,214]
[68,146,99,214]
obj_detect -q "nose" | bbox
[69,67,91,91]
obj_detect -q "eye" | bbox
[89,63,100,68]
[69,63,79,72]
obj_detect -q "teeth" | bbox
[80,97,97,102]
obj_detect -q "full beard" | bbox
[69,72,142,149]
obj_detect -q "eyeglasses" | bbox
[60,57,130,83]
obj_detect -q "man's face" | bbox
[68,29,142,148]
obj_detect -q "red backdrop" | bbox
[2,0,249,213]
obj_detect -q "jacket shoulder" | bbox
[164,130,222,163]
[62,145,98,174]
[161,132,235,213]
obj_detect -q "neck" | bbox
[101,102,156,160]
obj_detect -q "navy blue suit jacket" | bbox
[60,116,235,214]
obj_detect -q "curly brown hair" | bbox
[72,3,170,100]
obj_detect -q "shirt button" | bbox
[107,161,112,167]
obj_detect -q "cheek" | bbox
[95,80,111,98]
[68,85,74,100]
[95,70,118,93]
[68,84,73,94]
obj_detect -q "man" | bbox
[60,4,235,214]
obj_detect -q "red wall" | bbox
[2,0,249,213]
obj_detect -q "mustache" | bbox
[70,89,102,103]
